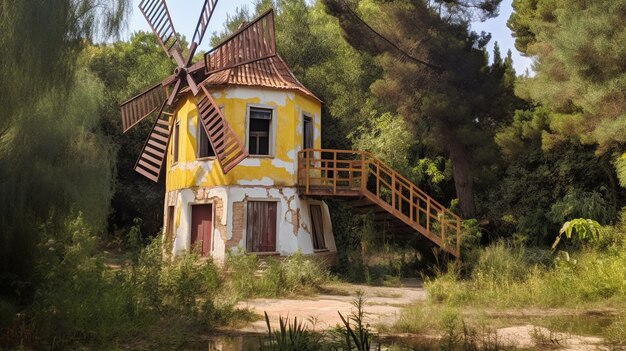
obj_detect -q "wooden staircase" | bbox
[297,149,461,258]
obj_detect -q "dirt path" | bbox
[226,281,614,350]
[233,280,426,333]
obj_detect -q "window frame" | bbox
[309,203,328,251]
[188,202,215,257]
[196,106,222,160]
[172,120,180,165]
[245,104,276,158]
[243,198,280,254]
[302,113,314,150]
[165,205,176,254]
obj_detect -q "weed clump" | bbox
[3,216,240,349]
[225,250,330,298]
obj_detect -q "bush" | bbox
[4,216,238,349]
[424,218,626,308]
[225,251,330,298]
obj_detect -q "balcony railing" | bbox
[297,149,461,257]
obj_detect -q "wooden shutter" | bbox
[310,205,326,250]
[246,201,277,252]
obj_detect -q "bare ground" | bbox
[224,280,616,350]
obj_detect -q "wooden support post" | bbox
[426,197,431,232]
[349,159,353,188]
[410,188,414,222]
[305,150,310,193]
[333,151,337,194]
[376,160,380,197]
[361,153,366,193]
[391,174,396,209]
[441,217,446,248]
[456,219,461,258]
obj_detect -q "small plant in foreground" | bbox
[259,312,320,351]
[335,291,382,351]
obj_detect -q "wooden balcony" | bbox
[297,149,461,258]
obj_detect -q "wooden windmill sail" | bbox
[120,0,277,182]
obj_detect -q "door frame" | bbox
[243,198,280,254]
[188,201,215,256]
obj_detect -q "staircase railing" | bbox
[297,149,461,257]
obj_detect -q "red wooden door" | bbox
[191,204,212,256]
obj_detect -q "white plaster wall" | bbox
[166,186,337,261]
[170,187,230,261]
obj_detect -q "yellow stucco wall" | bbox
[165,86,321,192]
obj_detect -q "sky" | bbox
[125,0,534,74]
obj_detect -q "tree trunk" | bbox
[445,132,476,219]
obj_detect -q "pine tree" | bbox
[321,0,517,218]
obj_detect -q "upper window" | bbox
[248,107,273,156]
[303,115,314,150]
[197,113,216,159]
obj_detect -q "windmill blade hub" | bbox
[174,66,188,78]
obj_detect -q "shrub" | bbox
[424,216,626,308]
[226,251,330,298]
[8,216,237,349]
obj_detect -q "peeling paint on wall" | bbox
[163,85,335,262]
[165,86,321,192]
[228,201,245,250]
[225,87,294,106]
[238,177,274,186]
[238,158,261,167]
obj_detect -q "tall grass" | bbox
[259,291,384,351]
[1,216,242,349]
[225,251,330,298]
[425,223,626,308]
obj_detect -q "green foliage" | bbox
[3,216,237,349]
[509,0,626,152]
[0,67,115,297]
[351,112,414,174]
[616,153,626,189]
[424,215,626,308]
[394,304,512,351]
[29,215,131,345]
[0,0,129,133]
[606,315,626,347]
[337,291,381,351]
[551,218,602,250]
[547,190,613,226]
[322,0,522,218]
[488,111,617,243]
[260,312,320,351]
[225,251,330,298]
[87,32,177,236]
[0,0,129,299]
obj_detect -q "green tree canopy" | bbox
[321,0,518,218]
[509,0,626,154]
[0,0,129,299]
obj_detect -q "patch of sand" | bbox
[497,324,607,351]
[232,282,426,333]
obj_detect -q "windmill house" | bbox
[121,0,462,265]
[121,3,337,263]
